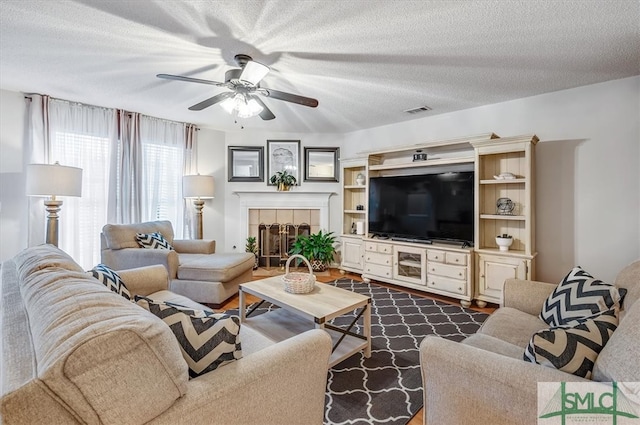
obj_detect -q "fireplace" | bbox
[258,223,310,268]
[233,191,336,269]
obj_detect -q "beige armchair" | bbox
[420,260,640,425]
[101,220,254,307]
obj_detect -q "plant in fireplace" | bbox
[289,230,337,272]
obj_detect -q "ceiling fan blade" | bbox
[239,61,270,86]
[157,73,225,87]
[252,96,276,120]
[188,91,234,111]
[263,88,319,108]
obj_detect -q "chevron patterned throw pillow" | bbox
[135,232,174,250]
[524,309,618,378]
[90,264,131,300]
[539,266,623,327]
[136,297,242,378]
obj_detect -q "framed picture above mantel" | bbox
[304,147,339,182]
[266,140,300,186]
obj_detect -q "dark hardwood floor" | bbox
[219,268,497,425]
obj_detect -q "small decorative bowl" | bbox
[495,236,513,251]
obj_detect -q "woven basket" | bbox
[282,254,316,294]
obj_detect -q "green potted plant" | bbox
[289,230,337,272]
[245,236,259,270]
[269,170,297,191]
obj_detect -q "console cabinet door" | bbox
[341,237,364,271]
[393,245,426,286]
[476,254,528,304]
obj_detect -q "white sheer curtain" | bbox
[139,115,186,238]
[46,99,117,268]
[27,97,196,267]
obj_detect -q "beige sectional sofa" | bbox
[100,220,254,306]
[1,244,332,425]
[420,260,640,425]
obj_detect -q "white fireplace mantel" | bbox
[233,191,337,244]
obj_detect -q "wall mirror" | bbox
[228,146,264,182]
[304,147,339,182]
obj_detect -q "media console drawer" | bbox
[428,262,467,280]
[364,241,392,254]
[427,275,467,295]
[365,251,392,266]
[364,263,392,279]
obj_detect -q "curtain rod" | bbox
[23,93,199,130]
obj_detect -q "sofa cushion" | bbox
[540,266,623,327]
[177,252,255,282]
[136,232,175,250]
[90,263,131,300]
[136,297,242,378]
[524,309,618,379]
[592,301,640,382]
[462,334,524,359]
[13,245,188,425]
[102,220,175,250]
[477,307,549,348]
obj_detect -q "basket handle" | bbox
[285,254,313,275]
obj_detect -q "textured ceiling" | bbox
[1,0,639,133]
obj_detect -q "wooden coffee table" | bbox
[239,276,371,367]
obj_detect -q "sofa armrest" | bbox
[502,278,557,315]
[172,239,215,254]
[420,336,587,425]
[116,265,169,296]
[101,247,179,279]
[150,329,332,425]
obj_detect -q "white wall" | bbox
[2,77,638,284]
[0,89,28,263]
[342,76,640,283]
[212,130,345,254]
[194,127,226,244]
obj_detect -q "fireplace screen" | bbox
[258,223,310,268]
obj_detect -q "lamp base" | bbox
[44,199,63,247]
[193,199,204,239]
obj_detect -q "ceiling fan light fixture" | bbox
[239,60,270,86]
[220,93,263,118]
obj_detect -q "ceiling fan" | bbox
[157,54,318,120]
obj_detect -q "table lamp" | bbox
[26,162,83,247]
[183,174,215,239]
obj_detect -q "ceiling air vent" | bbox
[404,105,432,115]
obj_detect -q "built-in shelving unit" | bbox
[339,133,538,308]
[471,135,538,307]
[340,159,367,273]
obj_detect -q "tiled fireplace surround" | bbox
[235,191,335,251]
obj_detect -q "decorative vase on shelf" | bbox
[495,235,513,251]
[356,173,365,186]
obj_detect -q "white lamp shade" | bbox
[183,175,215,199]
[26,163,83,197]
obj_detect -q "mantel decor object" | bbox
[269,169,297,191]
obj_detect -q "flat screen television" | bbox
[368,171,474,245]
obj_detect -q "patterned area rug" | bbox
[231,278,489,425]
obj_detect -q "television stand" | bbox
[361,237,473,308]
